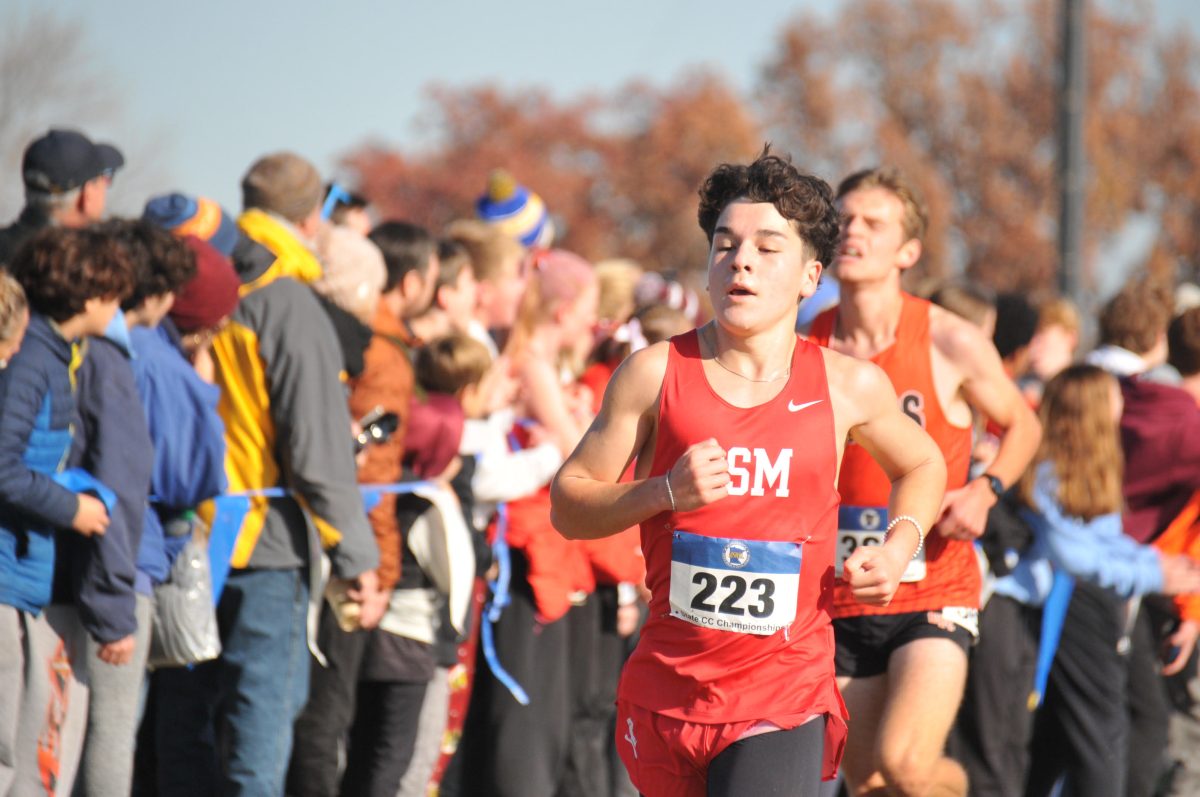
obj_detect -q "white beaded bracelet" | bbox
[664,472,677,512]
[885,515,925,560]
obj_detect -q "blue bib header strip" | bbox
[671,530,802,573]
[838,506,889,532]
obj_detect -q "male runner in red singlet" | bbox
[550,150,949,797]
[808,168,1042,797]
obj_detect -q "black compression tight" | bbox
[706,718,825,796]
[628,715,825,797]
[636,718,826,797]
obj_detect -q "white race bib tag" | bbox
[835,506,926,583]
[668,530,802,635]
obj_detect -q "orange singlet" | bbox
[808,293,978,617]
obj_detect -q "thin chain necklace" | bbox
[705,325,793,383]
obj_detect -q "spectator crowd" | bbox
[1,127,1200,797]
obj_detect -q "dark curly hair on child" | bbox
[96,219,197,312]
[9,227,134,323]
[697,146,840,269]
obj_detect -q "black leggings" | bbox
[704,718,825,796]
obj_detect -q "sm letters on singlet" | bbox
[727,447,792,498]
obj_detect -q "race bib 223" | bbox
[668,530,802,635]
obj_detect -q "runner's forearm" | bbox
[551,472,671,540]
[886,454,947,558]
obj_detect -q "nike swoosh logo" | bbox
[788,399,823,413]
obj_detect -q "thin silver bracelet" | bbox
[885,515,924,559]
[664,472,676,512]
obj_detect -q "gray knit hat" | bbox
[313,225,387,325]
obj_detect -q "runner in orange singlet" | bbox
[550,150,948,797]
[810,168,1041,797]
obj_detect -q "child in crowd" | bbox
[0,271,29,367]
[0,227,133,795]
[57,219,198,797]
[345,333,491,797]
[289,221,430,797]
[1026,297,1081,397]
[955,364,1200,797]
[409,238,480,343]
[505,248,598,458]
[461,248,601,796]
[131,235,238,796]
[444,219,529,358]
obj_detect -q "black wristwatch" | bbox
[982,473,1005,498]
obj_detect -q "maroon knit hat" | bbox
[169,236,241,333]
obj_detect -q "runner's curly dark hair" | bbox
[697,146,840,269]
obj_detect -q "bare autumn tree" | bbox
[0,8,123,220]
[759,0,1200,297]
[341,72,762,274]
[344,0,1200,293]
[347,85,612,254]
[601,71,762,273]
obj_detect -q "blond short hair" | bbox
[594,258,643,324]
[837,167,928,243]
[0,271,28,343]
[415,333,492,395]
[444,219,526,284]
[1038,297,1081,335]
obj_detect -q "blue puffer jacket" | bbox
[56,312,154,642]
[129,321,228,593]
[0,313,84,614]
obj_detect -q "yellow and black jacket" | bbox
[202,212,378,579]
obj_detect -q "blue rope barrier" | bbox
[481,503,530,705]
[1030,570,1074,710]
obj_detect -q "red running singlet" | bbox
[808,293,978,618]
[617,330,848,775]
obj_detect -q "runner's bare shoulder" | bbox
[818,345,900,432]
[601,339,673,420]
[927,302,997,367]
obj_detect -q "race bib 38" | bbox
[835,506,926,583]
[668,530,802,635]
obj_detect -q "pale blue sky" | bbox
[3,0,1197,219]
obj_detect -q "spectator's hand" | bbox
[616,603,641,638]
[98,635,136,666]
[358,588,391,631]
[525,422,554,450]
[437,455,463,485]
[971,436,1000,474]
[844,543,908,607]
[483,357,520,415]
[933,478,996,541]
[72,494,110,537]
[1160,554,1200,596]
[347,568,380,605]
[351,420,368,468]
[667,438,730,512]
[1163,620,1200,676]
[191,345,216,383]
[564,383,595,427]
[636,581,652,605]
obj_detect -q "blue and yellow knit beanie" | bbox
[474,170,555,248]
